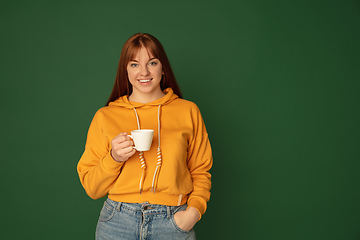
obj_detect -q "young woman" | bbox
[77,33,213,240]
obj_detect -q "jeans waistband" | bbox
[105,197,184,214]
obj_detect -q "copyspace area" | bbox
[1,1,359,239]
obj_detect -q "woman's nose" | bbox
[139,65,150,76]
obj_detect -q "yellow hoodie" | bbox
[77,88,212,218]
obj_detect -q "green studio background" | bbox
[1,0,359,239]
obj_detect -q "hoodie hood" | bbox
[109,88,178,109]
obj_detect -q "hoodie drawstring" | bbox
[133,108,146,194]
[133,104,162,194]
[152,104,162,193]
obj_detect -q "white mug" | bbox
[128,129,154,151]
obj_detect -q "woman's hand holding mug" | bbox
[111,132,136,163]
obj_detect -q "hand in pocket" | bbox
[174,207,200,231]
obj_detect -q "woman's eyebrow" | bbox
[129,58,158,62]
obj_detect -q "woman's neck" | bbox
[128,90,166,104]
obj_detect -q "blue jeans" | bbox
[96,198,196,240]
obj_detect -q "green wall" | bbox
[1,0,359,239]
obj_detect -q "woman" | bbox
[77,33,213,240]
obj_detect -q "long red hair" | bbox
[106,33,182,106]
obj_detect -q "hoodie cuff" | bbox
[102,150,124,173]
[187,197,207,221]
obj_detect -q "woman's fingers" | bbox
[113,132,130,144]
[111,132,136,162]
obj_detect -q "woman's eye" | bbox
[130,63,138,67]
[149,61,157,66]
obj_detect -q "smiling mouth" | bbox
[138,79,152,83]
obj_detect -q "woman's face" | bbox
[127,46,163,98]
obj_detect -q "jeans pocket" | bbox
[98,200,116,222]
[170,205,192,233]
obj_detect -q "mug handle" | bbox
[128,135,139,151]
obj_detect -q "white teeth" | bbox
[139,79,152,83]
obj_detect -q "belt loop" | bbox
[116,202,122,211]
[167,206,171,219]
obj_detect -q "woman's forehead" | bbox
[131,46,155,60]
